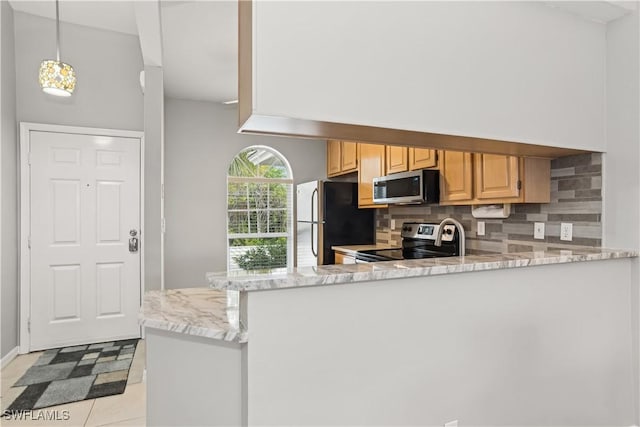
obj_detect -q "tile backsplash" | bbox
[375,153,602,254]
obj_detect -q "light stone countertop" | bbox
[332,244,401,255]
[139,288,247,343]
[207,247,638,292]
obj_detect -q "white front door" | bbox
[29,131,141,351]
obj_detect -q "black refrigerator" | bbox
[296,181,375,266]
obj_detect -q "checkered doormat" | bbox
[5,339,139,412]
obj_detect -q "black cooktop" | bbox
[354,222,460,263]
[355,247,456,263]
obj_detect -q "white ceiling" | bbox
[6,1,636,104]
[8,0,238,103]
[8,0,138,35]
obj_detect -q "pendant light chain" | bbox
[55,0,60,62]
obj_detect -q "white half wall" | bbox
[163,99,326,288]
[247,259,636,425]
[253,1,606,151]
[145,328,243,427]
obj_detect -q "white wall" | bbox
[253,1,606,151]
[143,66,164,291]
[603,11,640,249]
[247,259,635,425]
[1,0,17,359]
[145,329,243,426]
[602,11,640,424]
[12,12,165,292]
[6,12,146,353]
[164,98,326,288]
[13,11,143,130]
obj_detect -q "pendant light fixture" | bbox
[39,0,76,97]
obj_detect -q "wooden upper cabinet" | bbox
[474,154,550,204]
[358,143,386,208]
[385,146,408,174]
[409,148,438,170]
[329,140,550,205]
[327,140,358,177]
[440,151,473,203]
[341,141,358,173]
[327,140,342,176]
[474,154,520,200]
[519,157,551,203]
[440,152,551,205]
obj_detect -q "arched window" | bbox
[227,146,293,272]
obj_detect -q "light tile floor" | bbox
[0,341,146,427]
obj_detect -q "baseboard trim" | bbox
[1,346,20,369]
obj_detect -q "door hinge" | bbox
[27,318,31,333]
[517,180,522,190]
[435,151,439,164]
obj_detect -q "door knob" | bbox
[129,229,139,253]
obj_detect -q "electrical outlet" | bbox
[560,222,573,241]
[477,221,485,236]
[390,219,396,230]
[444,420,458,427]
[534,222,545,240]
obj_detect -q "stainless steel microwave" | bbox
[372,169,440,204]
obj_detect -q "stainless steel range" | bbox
[355,221,462,262]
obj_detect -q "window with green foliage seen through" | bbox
[227,147,293,272]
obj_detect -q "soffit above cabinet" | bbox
[239,1,608,156]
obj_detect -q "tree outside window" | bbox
[227,147,293,272]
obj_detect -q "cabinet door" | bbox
[440,151,473,203]
[409,148,437,170]
[341,141,358,173]
[474,154,520,200]
[385,146,408,174]
[327,140,342,176]
[358,143,386,208]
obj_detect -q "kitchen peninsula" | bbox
[141,248,638,426]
